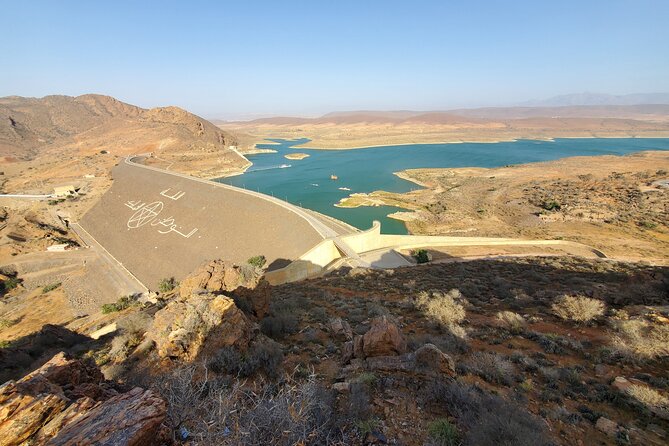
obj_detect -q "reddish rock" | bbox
[361,316,407,358]
[0,353,166,446]
[364,343,455,379]
[179,259,263,298]
[150,293,252,360]
[47,388,166,446]
[414,343,455,375]
[596,417,619,437]
[328,317,353,341]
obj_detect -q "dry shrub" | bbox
[416,289,466,326]
[626,384,669,411]
[463,352,517,385]
[611,319,669,360]
[425,380,552,446]
[156,364,341,444]
[551,295,605,323]
[496,311,526,333]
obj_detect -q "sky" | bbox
[3,0,669,119]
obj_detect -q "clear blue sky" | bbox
[3,0,668,119]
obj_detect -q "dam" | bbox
[78,157,356,290]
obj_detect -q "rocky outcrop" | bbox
[0,352,166,446]
[337,343,455,391]
[45,387,166,446]
[233,281,272,318]
[179,260,263,299]
[150,293,252,360]
[360,316,407,358]
[328,317,353,341]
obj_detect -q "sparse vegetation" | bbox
[101,295,136,314]
[427,418,459,446]
[611,318,669,360]
[0,318,18,329]
[496,310,526,333]
[355,372,378,387]
[157,364,339,444]
[158,277,177,293]
[0,276,20,293]
[626,384,669,411]
[415,289,466,333]
[426,381,552,446]
[463,351,517,385]
[412,249,430,264]
[551,294,605,323]
[208,338,284,378]
[42,282,61,293]
[247,255,267,269]
[354,418,380,439]
[541,200,561,211]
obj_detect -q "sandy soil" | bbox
[284,153,310,160]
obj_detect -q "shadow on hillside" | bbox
[316,256,669,308]
[0,324,96,383]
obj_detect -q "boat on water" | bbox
[311,183,319,187]
[338,187,351,191]
[330,174,338,180]
[279,164,291,168]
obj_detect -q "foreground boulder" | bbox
[150,293,252,360]
[359,316,407,358]
[179,259,263,298]
[45,388,166,446]
[0,352,166,446]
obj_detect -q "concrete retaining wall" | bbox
[340,220,605,258]
[265,239,342,284]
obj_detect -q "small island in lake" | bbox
[284,153,310,160]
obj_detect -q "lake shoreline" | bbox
[220,139,669,235]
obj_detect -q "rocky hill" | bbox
[0,94,248,178]
[2,256,667,445]
[221,105,669,150]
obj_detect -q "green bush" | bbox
[158,277,177,293]
[0,318,18,329]
[356,372,378,387]
[413,249,430,264]
[42,282,61,293]
[541,200,561,211]
[428,418,459,446]
[101,295,135,314]
[0,276,20,293]
[247,255,267,269]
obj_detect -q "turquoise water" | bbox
[219,138,669,234]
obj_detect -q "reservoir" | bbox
[218,138,669,234]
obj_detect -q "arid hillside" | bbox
[337,151,669,262]
[0,94,249,180]
[2,256,667,445]
[220,105,669,149]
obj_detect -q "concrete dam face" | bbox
[79,160,326,290]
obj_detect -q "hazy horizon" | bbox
[3,1,668,120]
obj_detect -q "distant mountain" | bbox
[230,104,669,126]
[520,92,669,107]
[0,94,247,174]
